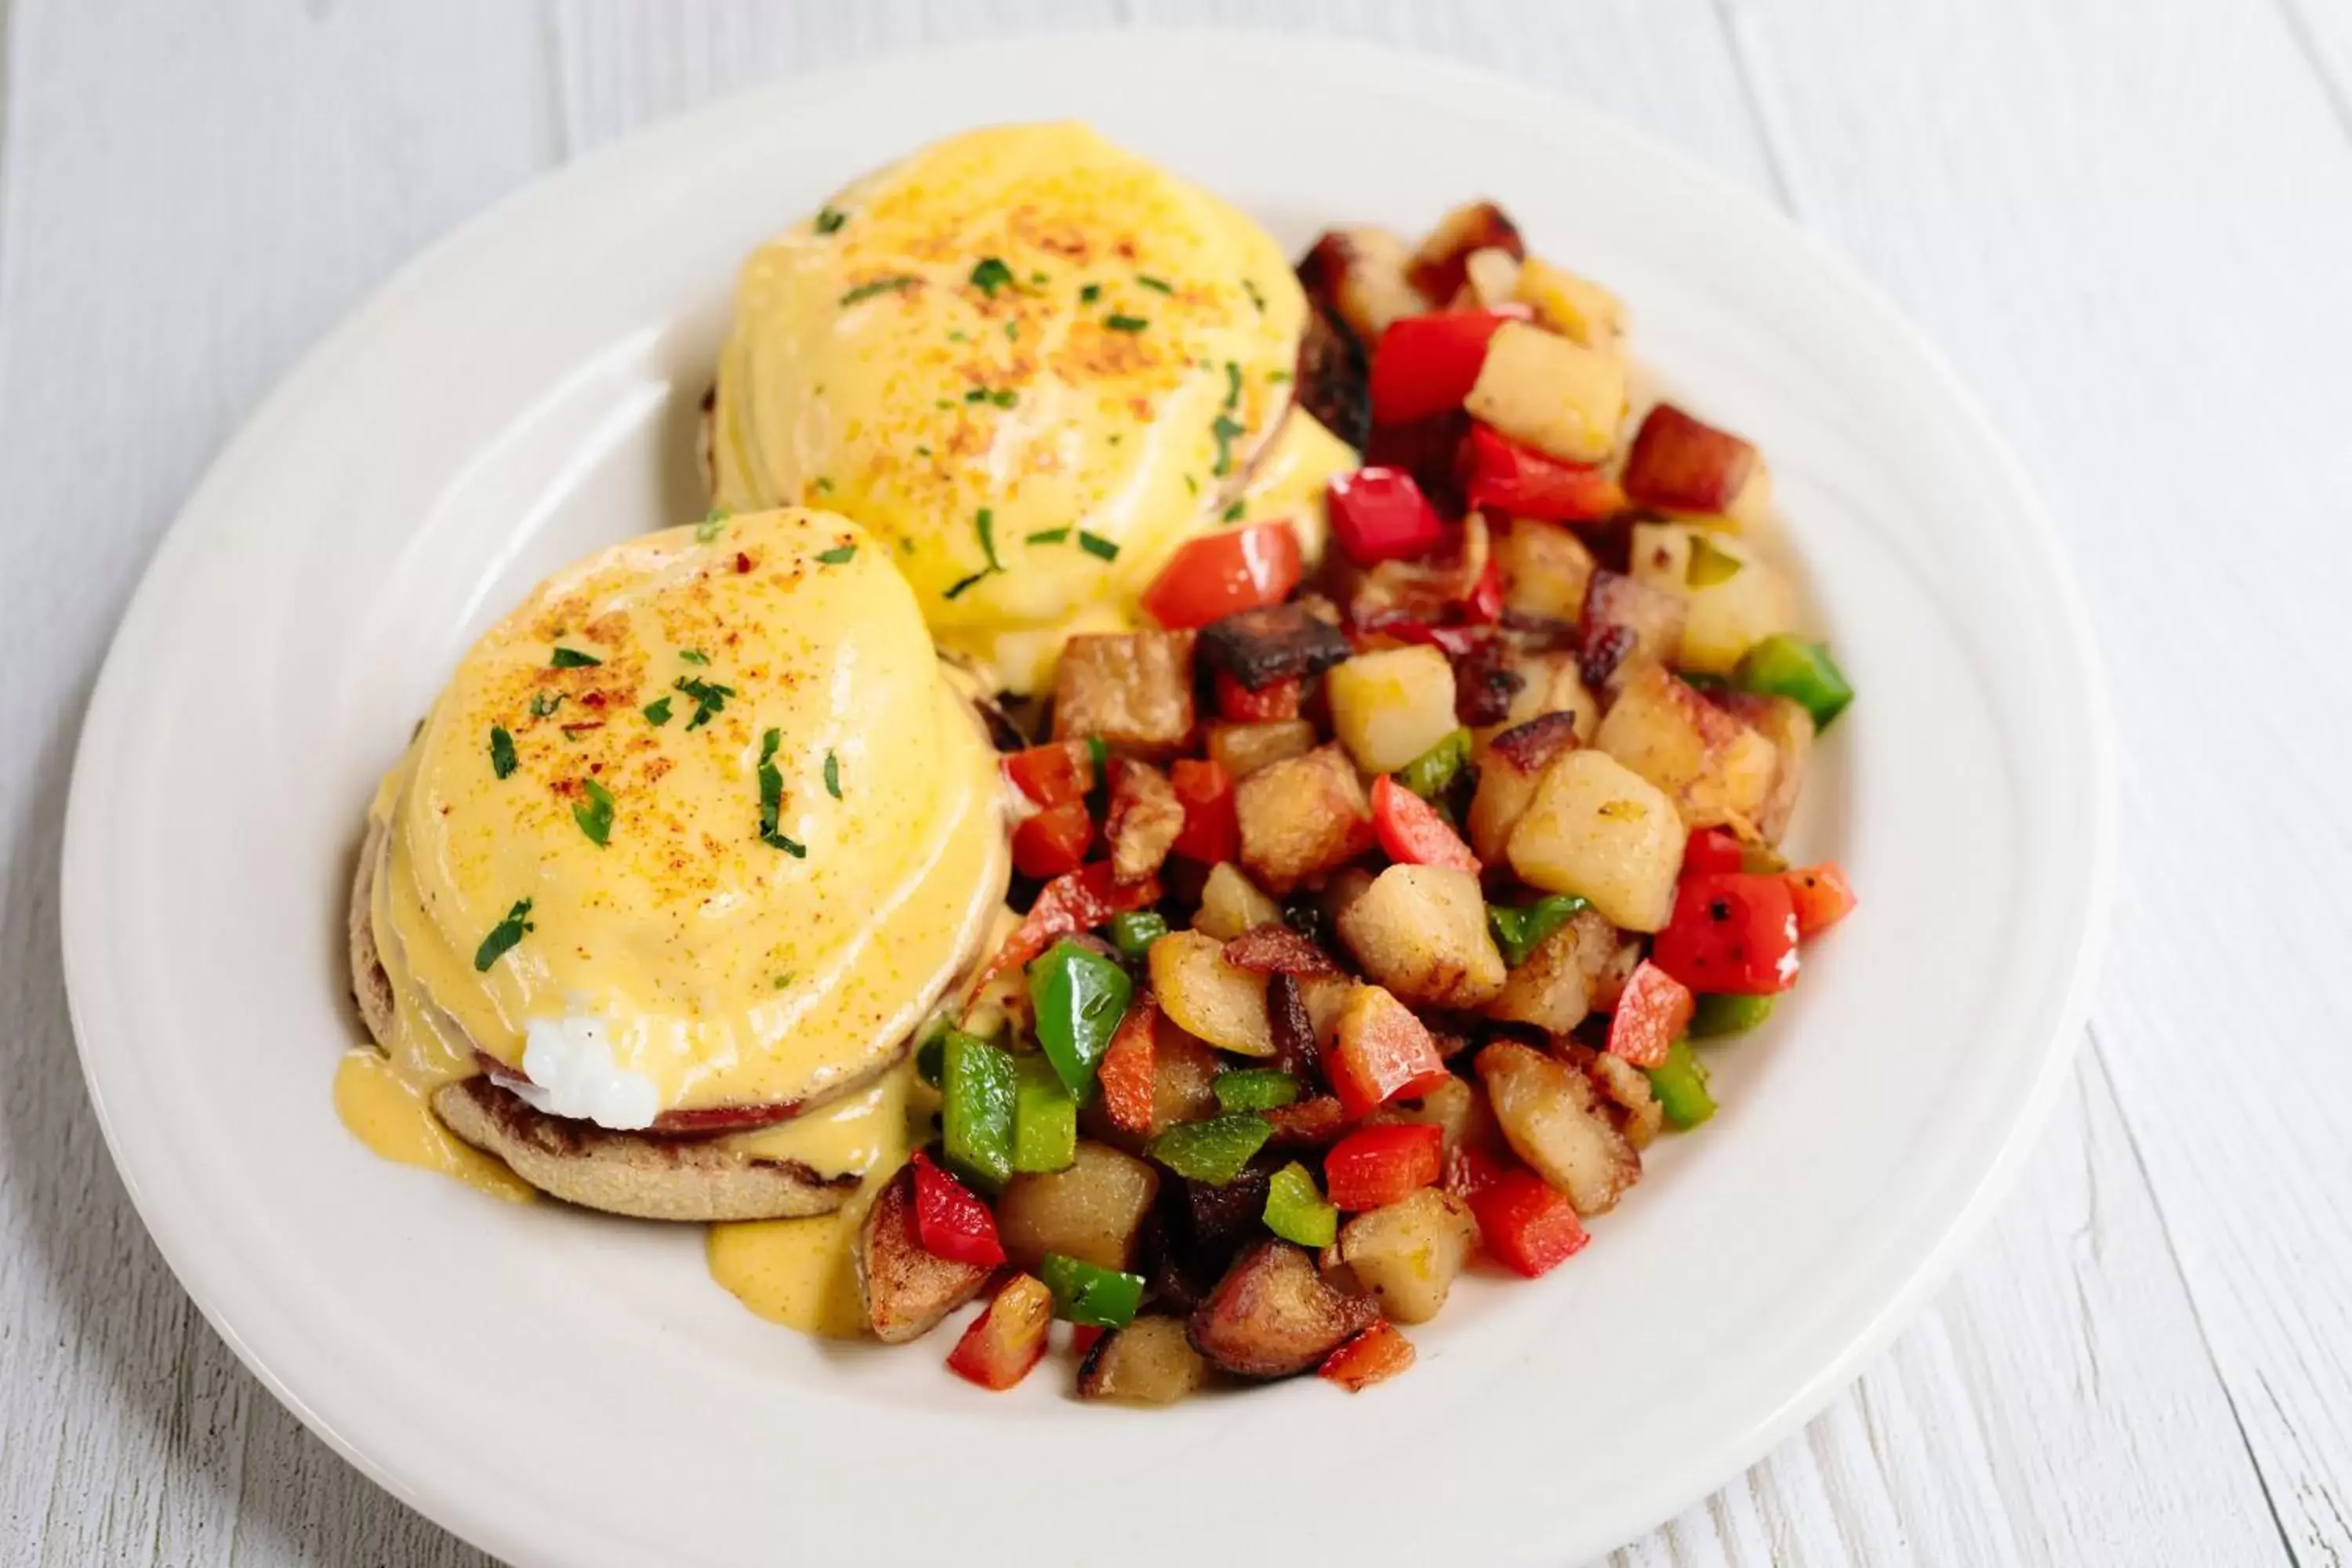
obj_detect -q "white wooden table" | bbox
[2,2,2346,1563]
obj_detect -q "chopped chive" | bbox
[695,506,730,543]
[1026,528,1070,545]
[488,726,517,779]
[839,274,916,306]
[1184,474,1199,495]
[472,898,534,971]
[528,691,564,720]
[1078,532,1120,561]
[1004,320,1020,340]
[1104,314,1149,333]
[673,675,735,731]
[969,256,1014,296]
[1222,500,1247,522]
[1029,270,1049,285]
[1210,413,1245,477]
[1243,278,1267,313]
[643,696,673,726]
[573,778,615,847]
[1223,360,1243,411]
[823,750,843,800]
[1079,282,1102,304]
[550,646,601,668]
[976,507,1002,570]
[774,971,796,989]
[813,207,847,234]
[1267,368,1292,383]
[947,329,970,343]
[677,649,710,666]
[757,728,807,856]
[815,543,856,564]
[944,571,990,601]
[1135,274,1173,294]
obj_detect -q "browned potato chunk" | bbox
[855,1163,991,1344]
[1297,227,1427,344]
[1194,862,1283,941]
[1338,1189,1480,1324]
[1465,321,1626,465]
[1236,744,1374,895]
[1716,692,1813,844]
[1512,255,1627,351]
[1077,1316,1207,1405]
[994,1141,1160,1273]
[1105,760,1185,882]
[1495,517,1598,624]
[1592,662,1777,832]
[1475,1041,1641,1216]
[1491,652,1599,743]
[1467,712,1582,866]
[1366,1074,1494,1160]
[1406,200,1526,303]
[1483,906,1618,1034]
[1327,645,1457,773]
[1149,930,1275,1056]
[1206,718,1317,780]
[1334,864,1507,1009]
[1580,569,1687,693]
[1588,1052,1664,1151]
[1506,749,1685,932]
[1053,631,1195,755]
[1187,1239,1380,1378]
[1628,522,1795,676]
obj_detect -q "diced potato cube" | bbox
[1467,712,1582,866]
[1338,1189,1479,1324]
[1236,744,1374,894]
[995,1141,1160,1273]
[1366,1074,1493,1160]
[1495,518,1597,624]
[1628,522,1797,676]
[1512,255,1627,350]
[1206,718,1317,779]
[1334,865,1507,1010]
[1407,200,1525,303]
[1587,1052,1664,1151]
[1105,760,1185,882]
[1149,931,1275,1056]
[1460,245,1522,309]
[1581,568,1687,692]
[1077,1316,1207,1404]
[1327,645,1457,773]
[1495,652,1600,741]
[1464,321,1626,466]
[1506,750,1686,931]
[1053,631,1195,754]
[1475,1040,1641,1216]
[1298,227,1427,343]
[1715,693,1813,844]
[1195,862,1284,941]
[1592,662,1777,831]
[1484,907,1617,1034]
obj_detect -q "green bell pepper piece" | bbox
[1040,1253,1145,1329]
[1262,1160,1338,1248]
[1028,938,1133,1101]
[1486,894,1589,967]
[1646,1037,1716,1130]
[1396,727,1472,801]
[1733,635,1853,728]
[1105,909,1171,960]
[1145,1112,1272,1185]
[940,1030,1017,1190]
[913,1018,950,1088]
[1213,1068,1301,1112]
[1686,534,1744,588]
[1690,993,1776,1038]
[1011,1054,1078,1174]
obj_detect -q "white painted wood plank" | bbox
[1726,1,2352,1563]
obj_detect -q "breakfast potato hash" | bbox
[872,200,1857,1399]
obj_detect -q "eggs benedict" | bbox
[706,122,1361,693]
[339,507,1009,1221]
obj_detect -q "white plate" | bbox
[61,30,2113,1568]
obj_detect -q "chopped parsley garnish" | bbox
[472,899,534,972]
[964,385,1017,408]
[1267,368,1292,383]
[1184,474,1200,495]
[1104,314,1149,333]
[915,445,932,458]
[1136,274,1173,294]
[814,476,835,493]
[976,507,1002,571]
[815,543,857,564]
[969,256,1014,296]
[673,674,735,731]
[1210,413,1246,477]
[947,329,970,343]
[1005,321,1020,341]
[944,571,991,601]
[528,691,564,720]
[1222,500,1247,522]
[775,971,796,989]
[550,646,602,668]
[1027,527,1070,545]
[839,274,916,307]
[935,399,955,412]
[1029,270,1049,285]
[1079,282,1102,304]
[756,728,807,856]
[573,778,615,847]
[643,696,673,726]
[1078,532,1120,561]
[824,750,843,800]
[696,506,729,543]
[1223,360,1243,411]
[1243,278,1267,313]
[678,648,710,665]
[813,207,848,234]
[489,726,517,779]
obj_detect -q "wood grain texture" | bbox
[0,1,2333,1565]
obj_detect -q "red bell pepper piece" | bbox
[1786,862,1858,938]
[1369,309,1521,426]
[1319,1321,1417,1392]
[1326,466,1447,566]
[1652,872,1802,995]
[1682,827,1747,877]
[1458,423,1626,521]
[1213,670,1302,723]
[1328,989,1450,1118]
[1002,739,1098,808]
[1141,522,1303,630]
[1168,758,1239,865]
[1369,774,1480,873]
[909,1150,1007,1268]
[1605,960,1694,1069]
[946,1273,1053,1390]
[1011,800,1094,880]
[1323,1123,1445,1210]
[1097,996,1159,1135]
[1468,1167,1590,1277]
[985,864,1163,984]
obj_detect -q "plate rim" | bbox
[59,24,2118,1565]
